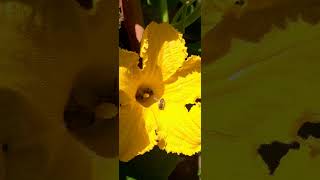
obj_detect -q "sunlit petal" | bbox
[119,101,157,162]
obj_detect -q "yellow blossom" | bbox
[119,22,201,162]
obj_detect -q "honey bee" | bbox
[158,98,165,110]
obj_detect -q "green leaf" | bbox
[183,2,200,29]
[171,0,200,32]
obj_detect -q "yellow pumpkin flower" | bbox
[119,22,201,162]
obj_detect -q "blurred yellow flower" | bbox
[119,22,201,162]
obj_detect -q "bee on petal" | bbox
[158,98,165,110]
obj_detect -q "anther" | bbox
[143,93,150,99]
[136,87,154,102]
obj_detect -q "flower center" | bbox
[136,87,153,101]
[135,87,156,107]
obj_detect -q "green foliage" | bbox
[171,0,201,33]
[142,0,201,32]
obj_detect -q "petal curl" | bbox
[166,55,201,83]
[119,101,157,162]
[119,48,140,68]
[140,22,188,81]
[180,55,201,73]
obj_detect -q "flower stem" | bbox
[160,0,169,23]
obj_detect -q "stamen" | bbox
[143,93,150,99]
[136,87,154,103]
[135,86,163,108]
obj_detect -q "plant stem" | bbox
[160,0,169,22]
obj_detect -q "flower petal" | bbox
[152,102,201,155]
[153,56,201,155]
[140,22,188,81]
[166,55,201,83]
[180,55,201,73]
[163,61,201,105]
[119,49,143,102]
[119,101,158,162]
[119,48,140,68]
